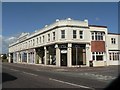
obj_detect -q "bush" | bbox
[2,54,8,62]
[2,59,8,62]
[2,54,7,60]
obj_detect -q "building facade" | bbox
[8,18,120,67]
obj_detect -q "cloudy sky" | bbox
[2,2,118,54]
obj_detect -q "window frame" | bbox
[43,35,44,43]
[109,51,120,61]
[48,34,50,42]
[37,38,38,44]
[79,31,83,39]
[73,30,77,39]
[33,39,35,46]
[111,38,116,44]
[53,32,55,41]
[39,37,41,43]
[61,30,65,39]
[91,32,104,41]
[92,52,104,61]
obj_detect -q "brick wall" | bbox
[91,41,105,52]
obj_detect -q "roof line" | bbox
[108,33,120,35]
[89,25,107,28]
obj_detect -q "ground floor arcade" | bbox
[8,43,109,67]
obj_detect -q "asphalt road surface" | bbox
[2,62,120,89]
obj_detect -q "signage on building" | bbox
[61,50,67,53]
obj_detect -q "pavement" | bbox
[1,62,120,89]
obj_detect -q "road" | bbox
[2,62,119,89]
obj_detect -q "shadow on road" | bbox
[2,72,17,83]
[104,74,120,90]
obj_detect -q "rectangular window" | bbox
[113,52,115,60]
[109,52,120,61]
[40,37,41,43]
[91,32,104,41]
[95,32,98,40]
[92,52,95,60]
[98,32,101,40]
[92,52,104,61]
[48,34,50,41]
[31,40,32,46]
[92,55,95,60]
[43,36,44,43]
[100,33,103,40]
[53,32,55,40]
[37,38,38,44]
[109,53,112,60]
[26,42,27,48]
[33,39,35,46]
[61,30,65,39]
[111,38,116,44]
[79,31,83,39]
[118,52,120,60]
[73,30,76,39]
[96,55,103,61]
[29,41,30,47]
[91,32,94,40]
[115,53,118,60]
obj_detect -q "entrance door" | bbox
[61,53,67,66]
[10,53,13,63]
[72,45,86,65]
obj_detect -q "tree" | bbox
[2,54,7,60]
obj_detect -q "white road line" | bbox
[49,78,95,90]
[22,71,38,77]
[36,69,41,71]
[10,69,19,72]
[2,67,9,69]
[3,67,19,72]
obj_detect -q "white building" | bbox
[8,18,120,67]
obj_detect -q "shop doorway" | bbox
[72,44,86,65]
[10,53,13,63]
[61,53,67,66]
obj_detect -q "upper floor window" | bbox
[48,34,50,41]
[26,42,27,48]
[43,36,44,43]
[33,39,35,46]
[73,30,76,39]
[61,30,65,39]
[79,31,83,39]
[40,37,41,43]
[37,38,38,44]
[111,38,116,44]
[29,41,30,47]
[91,32,94,40]
[53,32,55,40]
[31,40,32,46]
[91,32,104,41]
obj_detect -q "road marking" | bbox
[36,69,41,71]
[3,67,20,72]
[55,69,68,72]
[10,69,19,72]
[22,71,38,77]
[2,67,9,69]
[49,78,95,90]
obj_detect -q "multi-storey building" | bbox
[8,18,120,67]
